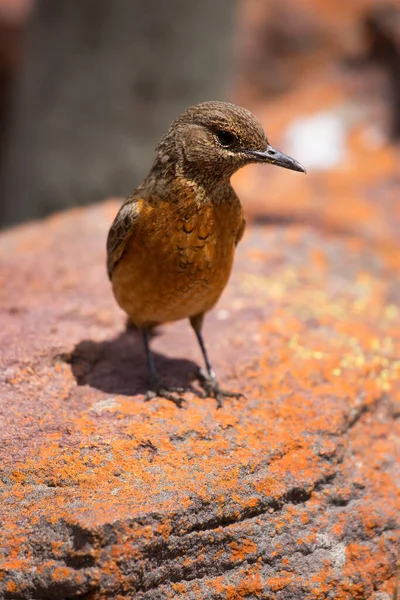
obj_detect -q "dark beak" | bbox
[247,146,306,174]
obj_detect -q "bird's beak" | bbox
[246,146,306,174]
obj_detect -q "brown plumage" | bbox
[107,101,305,406]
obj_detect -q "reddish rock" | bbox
[0,200,399,599]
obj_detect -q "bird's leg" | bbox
[141,328,186,407]
[190,315,244,408]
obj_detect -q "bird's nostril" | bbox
[268,148,276,155]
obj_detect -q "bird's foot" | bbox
[145,377,187,408]
[197,368,245,408]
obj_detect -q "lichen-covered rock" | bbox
[0,201,399,599]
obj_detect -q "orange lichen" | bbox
[267,571,294,592]
[5,581,17,594]
[172,582,187,595]
[230,539,258,562]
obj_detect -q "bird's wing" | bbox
[235,217,246,246]
[106,197,142,279]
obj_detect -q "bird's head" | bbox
[154,101,306,185]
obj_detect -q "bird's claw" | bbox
[197,368,245,408]
[145,381,187,408]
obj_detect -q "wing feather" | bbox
[106,198,141,279]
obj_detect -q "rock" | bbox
[0,200,399,599]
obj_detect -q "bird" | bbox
[107,101,306,407]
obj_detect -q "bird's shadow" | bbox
[67,327,199,397]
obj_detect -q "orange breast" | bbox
[112,195,243,327]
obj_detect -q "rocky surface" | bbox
[0,200,399,599]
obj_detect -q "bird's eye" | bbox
[215,129,236,148]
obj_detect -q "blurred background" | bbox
[0,0,399,247]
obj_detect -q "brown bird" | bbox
[107,101,305,407]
